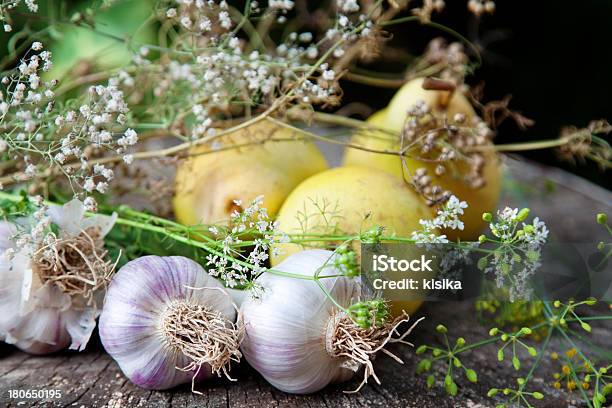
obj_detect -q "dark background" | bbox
[339,0,611,189]
[2,0,610,188]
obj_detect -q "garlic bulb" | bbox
[241,249,420,394]
[99,256,242,391]
[0,199,116,354]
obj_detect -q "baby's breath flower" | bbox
[205,196,280,287]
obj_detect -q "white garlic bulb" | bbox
[242,249,420,394]
[99,255,242,391]
[0,199,116,354]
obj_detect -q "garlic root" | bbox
[327,311,424,393]
[161,295,244,393]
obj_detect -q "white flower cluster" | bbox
[206,196,280,287]
[150,10,343,139]
[483,207,549,301]
[0,43,136,204]
[164,0,232,35]
[410,195,468,243]
[0,0,38,32]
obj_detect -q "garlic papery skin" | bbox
[241,249,421,394]
[241,249,360,394]
[0,199,117,354]
[99,255,241,391]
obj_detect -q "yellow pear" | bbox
[173,121,328,226]
[271,165,433,316]
[343,78,501,239]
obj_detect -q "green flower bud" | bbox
[416,345,427,355]
[513,356,521,370]
[487,388,498,397]
[466,369,477,383]
[497,349,504,361]
[444,375,457,396]
[477,256,488,271]
[532,392,544,400]
[596,213,607,225]
[489,328,499,336]
[482,212,493,222]
[432,348,442,357]
[585,297,597,305]
[598,241,606,251]
[456,337,466,347]
[453,357,462,368]
[361,226,383,243]
[436,324,448,334]
[478,234,487,243]
[581,322,592,332]
[528,347,538,357]
[517,377,525,385]
[516,208,530,221]
[519,327,532,335]
[416,359,432,373]
[501,334,509,341]
[524,224,535,234]
[426,375,435,388]
[444,374,453,386]
[553,300,561,308]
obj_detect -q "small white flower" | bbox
[322,69,335,81]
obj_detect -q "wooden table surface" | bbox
[1,158,611,408]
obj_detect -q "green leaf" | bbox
[465,369,477,383]
[426,375,435,388]
[512,356,521,370]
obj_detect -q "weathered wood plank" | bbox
[1,159,610,408]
